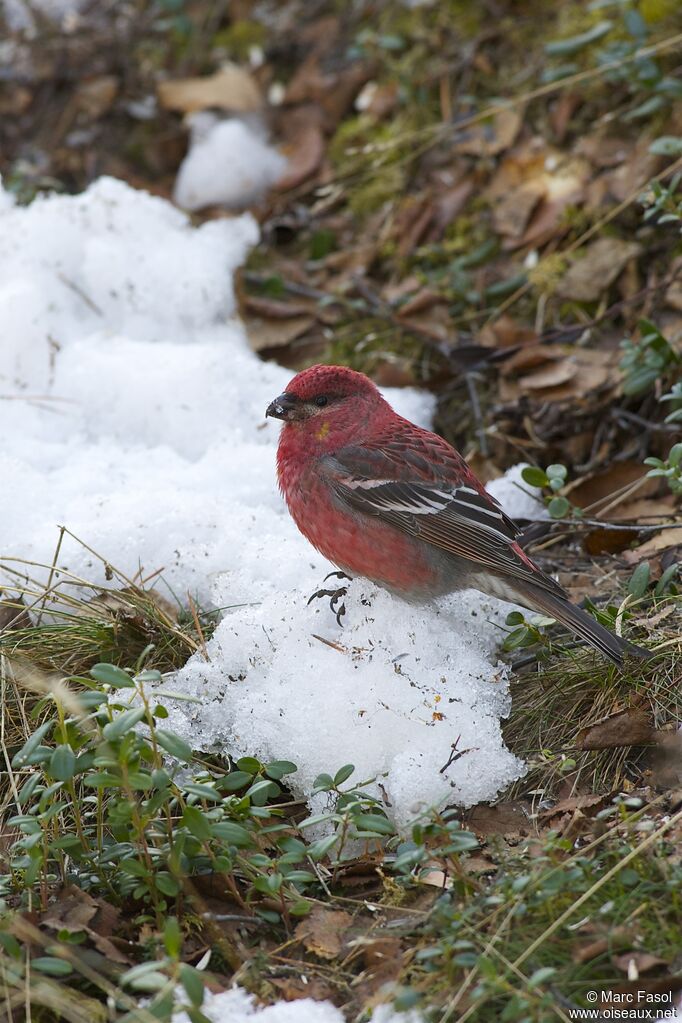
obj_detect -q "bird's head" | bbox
[266,364,385,443]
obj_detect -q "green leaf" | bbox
[264,759,297,780]
[353,813,395,836]
[211,821,253,847]
[155,729,193,762]
[545,20,612,56]
[11,720,54,768]
[90,663,136,688]
[49,745,76,782]
[220,771,253,791]
[649,136,682,156]
[521,466,548,488]
[180,963,205,1007]
[102,707,146,741]
[313,773,334,791]
[120,857,149,877]
[32,957,73,976]
[628,561,650,599]
[668,443,682,467]
[655,563,679,596]
[182,805,212,841]
[307,835,338,860]
[528,967,556,989]
[236,756,262,774]
[547,496,570,519]
[156,872,181,898]
[546,463,567,480]
[182,783,221,801]
[246,778,280,805]
[164,916,182,958]
[333,764,355,786]
[505,611,525,626]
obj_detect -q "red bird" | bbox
[266,364,645,667]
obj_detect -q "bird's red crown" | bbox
[284,364,379,402]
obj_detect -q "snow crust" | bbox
[0,175,539,831]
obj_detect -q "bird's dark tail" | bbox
[514,584,649,669]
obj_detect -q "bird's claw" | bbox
[308,572,352,626]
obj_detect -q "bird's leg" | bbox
[307,571,352,626]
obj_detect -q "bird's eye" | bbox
[314,395,328,408]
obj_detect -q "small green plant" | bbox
[639,172,682,226]
[660,380,682,423]
[2,663,397,927]
[619,318,679,395]
[644,441,682,494]
[521,463,579,519]
[502,610,562,655]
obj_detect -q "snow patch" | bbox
[0,175,528,832]
[174,114,287,211]
[171,986,423,1023]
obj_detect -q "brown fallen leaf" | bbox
[557,238,641,303]
[74,75,119,120]
[42,885,130,965]
[0,592,32,632]
[623,527,682,564]
[577,708,655,751]
[565,461,655,511]
[493,182,544,239]
[518,359,577,391]
[244,296,315,320]
[295,906,353,960]
[454,107,522,157]
[276,106,325,192]
[613,952,668,975]
[573,926,632,964]
[464,800,531,837]
[158,65,261,115]
[539,794,607,819]
[245,313,314,353]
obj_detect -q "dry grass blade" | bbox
[504,601,682,800]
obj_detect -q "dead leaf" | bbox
[0,592,32,632]
[454,107,522,157]
[574,927,632,963]
[430,179,474,236]
[397,288,447,318]
[479,315,538,349]
[493,183,544,239]
[245,313,314,353]
[622,527,682,564]
[577,708,655,751]
[565,461,655,510]
[244,296,315,319]
[276,106,325,191]
[295,906,353,960]
[158,65,261,115]
[539,794,607,818]
[518,359,577,391]
[74,75,118,120]
[613,952,668,975]
[612,496,677,523]
[42,885,129,965]
[557,238,641,302]
[464,800,531,837]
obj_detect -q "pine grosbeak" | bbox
[266,364,646,667]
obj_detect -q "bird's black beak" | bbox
[265,391,299,421]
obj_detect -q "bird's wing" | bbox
[321,443,564,597]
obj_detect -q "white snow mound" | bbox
[174,114,288,211]
[171,986,423,1023]
[0,175,537,828]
